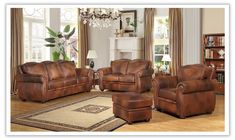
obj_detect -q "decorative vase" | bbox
[217,49,225,59]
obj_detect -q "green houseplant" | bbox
[44,25,77,61]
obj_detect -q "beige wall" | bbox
[202,8,225,34]
[88,8,144,69]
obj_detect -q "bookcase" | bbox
[202,33,225,94]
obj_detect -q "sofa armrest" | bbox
[76,68,93,78]
[136,68,154,77]
[177,80,214,94]
[97,67,112,77]
[152,76,178,89]
[16,74,47,83]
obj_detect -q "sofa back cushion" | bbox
[21,62,48,78]
[111,59,130,74]
[58,61,77,78]
[127,59,150,74]
[45,62,64,80]
[177,64,211,82]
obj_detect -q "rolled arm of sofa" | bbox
[16,74,47,83]
[177,80,214,94]
[152,76,178,89]
[97,67,112,77]
[136,68,154,77]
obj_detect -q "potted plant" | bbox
[44,25,77,61]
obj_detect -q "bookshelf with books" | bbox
[202,33,225,94]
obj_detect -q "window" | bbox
[60,8,79,66]
[153,9,169,69]
[23,8,48,62]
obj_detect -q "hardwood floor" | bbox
[11,90,225,132]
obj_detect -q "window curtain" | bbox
[144,8,155,61]
[79,19,89,68]
[169,8,183,76]
[11,8,24,94]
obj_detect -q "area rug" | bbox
[11,94,126,131]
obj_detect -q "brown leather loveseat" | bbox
[98,59,154,93]
[16,60,93,102]
[152,64,216,118]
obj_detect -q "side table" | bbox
[93,71,99,88]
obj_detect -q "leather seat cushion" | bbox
[63,77,77,86]
[48,78,77,89]
[103,74,120,82]
[159,88,177,101]
[127,60,149,74]
[119,74,135,83]
[58,61,77,78]
[112,93,152,109]
[21,62,47,78]
[77,77,89,83]
[45,62,64,80]
[48,80,64,89]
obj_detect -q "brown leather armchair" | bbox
[16,61,93,102]
[98,59,154,93]
[152,64,216,118]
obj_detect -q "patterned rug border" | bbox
[11,92,126,132]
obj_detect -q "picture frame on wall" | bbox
[120,10,137,33]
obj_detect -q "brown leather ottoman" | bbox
[112,92,152,124]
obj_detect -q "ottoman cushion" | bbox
[112,92,152,109]
[112,92,153,124]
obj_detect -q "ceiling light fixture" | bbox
[79,8,122,29]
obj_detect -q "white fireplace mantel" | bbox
[109,37,144,62]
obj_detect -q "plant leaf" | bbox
[57,32,63,38]
[66,27,75,40]
[44,44,55,47]
[45,37,55,43]
[63,25,70,33]
[46,27,58,37]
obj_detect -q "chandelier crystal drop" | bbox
[79,8,121,29]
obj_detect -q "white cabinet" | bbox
[109,37,144,62]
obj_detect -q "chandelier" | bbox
[79,8,121,28]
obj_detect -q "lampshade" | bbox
[87,50,97,59]
[161,54,172,62]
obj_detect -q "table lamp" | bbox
[87,50,97,69]
[161,54,172,73]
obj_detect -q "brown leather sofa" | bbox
[152,64,216,118]
[16,61,93,102]
[98,59,154,93]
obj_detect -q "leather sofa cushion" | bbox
[48,79,64,89]
[21,62,47,78]
[77,77,89,83]
[64,77,77,86]
[111,59,129,74]
[159,88,177,101]
[58,61,77,78]
[112,93,152,109]
[48,78,77,89]
[127,59,149,74]
[178,67,205,82]
[45,62,64,80]
[119,74,135,83]
[103,74,120,82]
